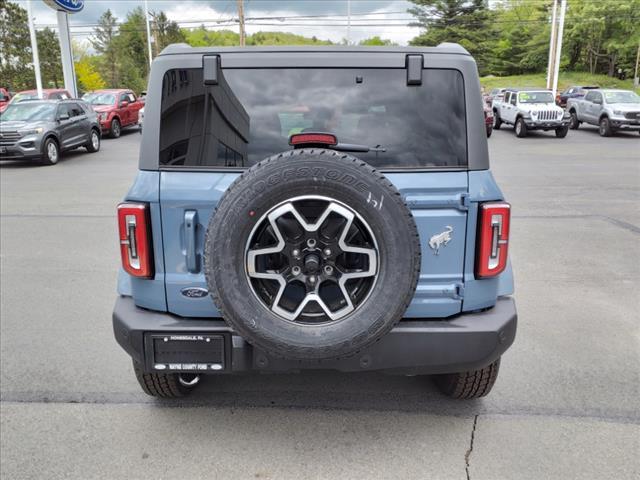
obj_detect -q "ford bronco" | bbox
[113,44,517,400]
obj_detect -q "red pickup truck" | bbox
[83,89,144,138]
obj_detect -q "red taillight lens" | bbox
[117,203,153,278]
[475,202,510,278]
[289,133,337,147]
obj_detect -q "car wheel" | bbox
[493,112,502,129]
[486,126,492,138]
[515,118,527,138]
[110,118,121,138]
[569,111,579,130]
[133,361,199,398]
[434,358,501,399]
[41,137,60,165]
[599,117,613,137]
[86,129,101,152]
[555,125,569,138]
[204,149,421,361]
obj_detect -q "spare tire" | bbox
[204,149,420,360]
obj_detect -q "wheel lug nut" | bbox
[323,248,331,256]
[307,238,316,248]
[323,265,333,275]
[292,266,301,275]
[309,275,316,284]
[292,249,300,258]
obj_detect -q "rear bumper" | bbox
[113,296,517,375]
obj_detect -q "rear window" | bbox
[159,68,467,169]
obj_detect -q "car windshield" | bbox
[159,68,468,169]
[11,92,38,103]
[518,91,554,103]
[86,93,116,105]
[0,103,56,121]
[604,91,640,104]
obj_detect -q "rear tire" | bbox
[133,362,199,398]
[493,111,502,130]
[435,358,501,399]
[599,117,613,137]
[486,126,492,138]
[569,111,579,130]
[515,118,527,138]
[555,125,569,138]
[110,118,121,138]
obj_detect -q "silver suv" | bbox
[493,88,570,138]
[0,100,101,165]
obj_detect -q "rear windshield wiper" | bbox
[331,143,386,153]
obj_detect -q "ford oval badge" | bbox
[181,287,209,298]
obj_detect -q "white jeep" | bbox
[493,88,570,138]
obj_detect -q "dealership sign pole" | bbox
[26,0,43,98]
[43,0,84,98]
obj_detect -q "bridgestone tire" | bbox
[204,149,421,360]
[133,362,198,398]
[435,358,501,399]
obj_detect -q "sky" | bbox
[17,0,423,46]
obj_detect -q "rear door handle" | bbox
[184,210,199,273]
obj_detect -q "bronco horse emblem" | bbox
[428,226,453,255]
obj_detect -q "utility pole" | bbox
[551,0,567,97]
[144,0,153,68]
[26,0,43,98]
[634,42,639,88]
[347,0,351,45]
[237,0,246,47]
[546,0,558,90]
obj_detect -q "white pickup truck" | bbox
[567,89,640,137]
[492,88,570,138]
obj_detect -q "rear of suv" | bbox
[113,44,517,399]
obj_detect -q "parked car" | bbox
[113,43,516,400]
[567,89,640,136]
[492,88,570,138]
[83,89,144,138]
[0,99,100,165]
[555,85,599,108]
[0,88,71,112]
[486,87,506,107]
[0,87,12,111]
[137,106,144,133]
[484,102,493,137]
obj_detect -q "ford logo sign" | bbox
[180,287,209,298]
[43,0,84,13]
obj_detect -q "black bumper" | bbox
[113,296,517,375]
[524,119,570,129]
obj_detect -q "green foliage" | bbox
[75,57,106,92]
[0,0,33,90]
[247,31,333,46]
[408,0,495,74]
[91,9,119,87]
[481,71,639,93]
[359,36,397,46]
[152,11,186,53]
[183,28,334,47]
[37,28,63,88]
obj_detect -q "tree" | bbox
[75,57,106,92]
[91,9,118,86]
[37,27,63,88]
[359,36,396,46]
[0,0,33,90]
[408,0,495,74]
[117,7,149,80]
[152,11,185,54]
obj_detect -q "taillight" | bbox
[475,202,510,278]
[117,203,153,278]
[289,133,337,147]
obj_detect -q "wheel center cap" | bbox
[304,253,320,274]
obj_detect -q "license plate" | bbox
[150,334,226,371]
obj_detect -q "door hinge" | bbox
[459,193,470,210]
[455,283,465,299]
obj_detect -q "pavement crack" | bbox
[465,415,478,480]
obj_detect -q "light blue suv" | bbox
[113,44,517,399]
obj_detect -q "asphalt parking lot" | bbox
[1,125,639,479]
